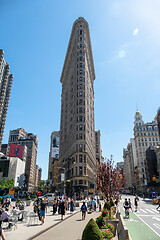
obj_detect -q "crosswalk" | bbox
[136,208,159,215]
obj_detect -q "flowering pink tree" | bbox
[97,158,123,203]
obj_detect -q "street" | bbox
[119,195,160,240]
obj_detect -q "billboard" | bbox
[51,135,59,158]
[8,143,24,159]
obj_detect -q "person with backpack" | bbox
[81,202,87,220]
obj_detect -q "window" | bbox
[80,44,83,48]
[76,167,77,175]
[84,167,86,175]
[84,154,86,163]
[140,128,142,131]
[143,128,145,131]
[79,92,82,97]
[75,180,77,185]
[79,167,82,175]
[79,134,82,140]
[148,133,150,136]
[79,99,82,105]
[79,77,83,81]
[80,63,83,68]
[80,57,83,61]
[79,107,83,113]
[80,70,83,75]
[79,155,82,163]
[153,143,155,146]
[79,116,82,122]
[79,144,82,151]
[144,133,146,136]
[79,125,82,131]
[79,179,83,184]
[80,30,83,35]
[79,84,82,89]
[152,138,154,141]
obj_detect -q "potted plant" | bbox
[26,196,31,206]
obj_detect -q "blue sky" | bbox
[1,0,160,179]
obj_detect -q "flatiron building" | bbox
[59,18,96,195]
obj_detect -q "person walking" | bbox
[134,195,139,212]
[70,199,74,212]
[156,197,160,211]
[52,199,57,215]
[60,200,65,220]
[40,199,47,225]
[0,220,5,240]
[81,202,87,220]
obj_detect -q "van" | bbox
[40,193,55,204]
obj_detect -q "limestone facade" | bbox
[59,18,96,195]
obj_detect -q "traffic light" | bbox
[152,176,157,181]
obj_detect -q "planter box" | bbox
[26,200,31,206]
[104,219,119,236]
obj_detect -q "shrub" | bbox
[26,196,31,200]
[96,215,105,228]
[0,197,2,202]
[82,218,103,240]
[107,223,114,231]
[101,228,114,239]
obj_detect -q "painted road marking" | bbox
[140,209,147,213]
[134,212,160,238]
[152,217,160,222]
[152,209,159,213]
[153,223,160,230]
[146,208,154,213]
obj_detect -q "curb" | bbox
[27,210,80,240]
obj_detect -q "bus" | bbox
[0,188,15,199]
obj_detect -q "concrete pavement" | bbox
[34,210,101,240]
[3,202,80,240]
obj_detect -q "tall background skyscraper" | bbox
[59,18,96,196]
[8,128,38,190]
[0,50,13,150]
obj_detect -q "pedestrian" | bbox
[134,195,139,212]
[70,199,74,212]
[99,201,102,212]
[60,200,65,220]
[40,199,47,225]
[156,197,160,211]
[81,202,87,220]
[45,197,49,213]
[128,198,132,212]
[52,199,57,215]
[0,220,6,240]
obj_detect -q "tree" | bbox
[97,158,123,203]
[0,178,14,189]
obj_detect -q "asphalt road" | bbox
[119,194,160,240]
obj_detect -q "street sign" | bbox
[61,173,65,182]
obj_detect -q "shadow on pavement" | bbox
[76,219,83,221]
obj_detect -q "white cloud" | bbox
[133,28,139,36]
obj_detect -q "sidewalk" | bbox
[3,203,80,240]
[33,210,100,240]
